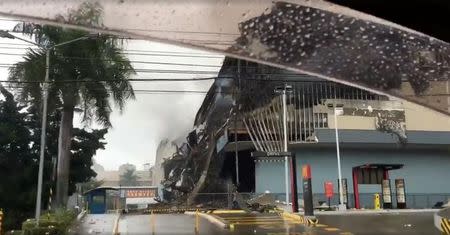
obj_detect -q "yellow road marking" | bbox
[315,224,328,228]
[224,219,286,222]
[220,216,281,220]
[324,227,340,232]
[232,221,302,225]
[223,217,283,220]
[339,232,354,235]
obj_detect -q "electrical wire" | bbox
[0,77,225,83]
[0,43,224,57]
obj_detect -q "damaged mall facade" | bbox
[158,58,450,209]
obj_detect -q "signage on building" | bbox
[382,179,392,203]
[126,189,157,198]
[395,179,406,203]
[324,181,334,198]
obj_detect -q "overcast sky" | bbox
[0,18,224,170]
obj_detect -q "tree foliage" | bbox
[8,2,135,206]
[0,87,107,230]
[119,169,140,186]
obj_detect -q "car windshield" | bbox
[0,1,449,235]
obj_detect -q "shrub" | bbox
[21,210,76,235]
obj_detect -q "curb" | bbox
[185,211,228,229]
[281,212,318,226]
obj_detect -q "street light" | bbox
[327,102,346,211]
[274,84,293,208]
[0,30,94,221]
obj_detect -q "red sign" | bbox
[302,165,311,179]
[324,181,334,198]
[126,189,156,198]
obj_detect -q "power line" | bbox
[0,51,224,59]
[0,59,223,68]
[0,77,225,84]
[0,43,223,56]
[4,85,213,94]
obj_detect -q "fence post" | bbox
[0,209,3,235]
[195,209,199,234]
[151,210,155,235]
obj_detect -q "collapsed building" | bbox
[157,55,450,209]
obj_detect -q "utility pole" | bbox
[35,49,50,219]
[275,84,293,208]
[328,100,346,211]
[234,59,240,186]
[282,88,289,206]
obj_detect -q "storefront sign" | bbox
[382,179,392,203]
[126,189,157,198]
[395,179,406,204]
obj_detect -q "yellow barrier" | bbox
[146,208,214,213]
[374,194,381,210]
[441,218,450,235]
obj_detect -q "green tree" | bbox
[0,87,108,229]
[8,2,135,207]
[119,169,140,186]
[0,85,37,230]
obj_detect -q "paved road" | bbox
[118,214,229,235]
[73,214,118,235]
[77,211,441,235]
[317,211,440,235]
[215,212,339,235]
[118,212,342,235]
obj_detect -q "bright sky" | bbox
[0,18,224,170]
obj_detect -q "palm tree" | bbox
[8,2,135,207]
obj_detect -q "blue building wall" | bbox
[255,147,450,208]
